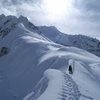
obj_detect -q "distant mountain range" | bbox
[39,26,100,57]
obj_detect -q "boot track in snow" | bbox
[58,72,81,100]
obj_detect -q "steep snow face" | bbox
[38,26,63,42]
[0,15,100,100]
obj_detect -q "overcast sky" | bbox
[0,0,100,39]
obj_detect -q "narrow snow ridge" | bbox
[24,69,80,100]
[37,69,64,100]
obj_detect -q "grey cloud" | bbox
[0,0,41,16]
[0,0,39,6]
[0,0,13,6]
[11,0,39,4]
[74,0,100,12]
[73,0,100,23]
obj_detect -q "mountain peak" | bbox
[19,15,29,23]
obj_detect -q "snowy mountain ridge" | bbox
[39,26,100,57]
[0,15,100,100]
[0,14,100,57]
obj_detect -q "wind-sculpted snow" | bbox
[39,48,100,64]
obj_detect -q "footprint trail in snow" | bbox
[58,72,81,100]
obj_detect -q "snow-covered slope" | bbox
[39,26,100,57]
[0,15,100,100]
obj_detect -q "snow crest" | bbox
[24,69,81,100]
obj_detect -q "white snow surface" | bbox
[37,69,64,100]
[39,26,100,57]
[0,15,100,100]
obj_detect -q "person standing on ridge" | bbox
[68,65,73,74]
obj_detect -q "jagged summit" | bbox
[0,15,41,39]
[0,14,28,22]
[0,14,34,29]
